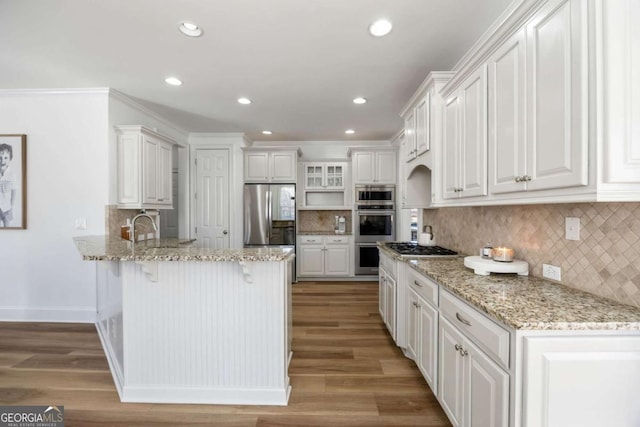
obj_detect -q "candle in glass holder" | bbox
[492,246,514,262]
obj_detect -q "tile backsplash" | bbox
[423,202,640,308]
[298,210,352,233]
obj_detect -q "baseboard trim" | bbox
[0,307,96,323]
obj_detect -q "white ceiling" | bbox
[0,0,512,141]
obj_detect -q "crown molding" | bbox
[0,87,109,96]
[399,71,456,117]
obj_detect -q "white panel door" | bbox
[523,335,640,427]
[443,94,461,199]
[526,0,588,191]
[298,245,324,276]
[384,275,396,339]
[460,64,488,198]
[416,93,431,156]
[466,339,509,427]
[488,29,527,194]
[439,317,465,427]
[353,152,376,184]
[270,152,296,182]
[405,110,417,162]
[143,137,159,204]
[378,269,387,318]
[407,289,420,360]
[157,142,173,205]
[376,151,397,184]
[324,246,350,276]
[195,149,230,249]
[418,299,438,392]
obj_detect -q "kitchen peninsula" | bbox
[74,236,294,406]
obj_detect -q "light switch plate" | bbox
[565,217,580,241]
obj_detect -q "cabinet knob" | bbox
[223,230,228,235]
[524,175,532,182]
[455,344,462,351]
[515,176,522,182]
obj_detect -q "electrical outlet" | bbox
[74,218,87,230]
[565,217,580,240]
[542,263,562,281]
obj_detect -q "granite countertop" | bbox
[73,236,295,262]
[297,231,352,236]
[378,243,640,331]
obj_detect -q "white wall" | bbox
[0,90,109,322]
[253,140,393,160]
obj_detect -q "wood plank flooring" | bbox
[0,281,451,426]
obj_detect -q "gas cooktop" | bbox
[385,242,458,257]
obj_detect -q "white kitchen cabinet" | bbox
[351,149,397,185]
[243,149,298,183]
[403,93,431,162]
[384,271,396,337]
[442,65,488,200]
[407,287,438,391]
[297,235,351,277]
[116,125,175,210]
[303,162,346,190]
[379,266,387,318]
[439,317,509,427]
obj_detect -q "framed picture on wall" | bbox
[0,134,27,229]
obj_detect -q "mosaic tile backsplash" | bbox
[423,202,640,308]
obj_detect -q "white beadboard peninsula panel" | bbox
[119,260,290,405]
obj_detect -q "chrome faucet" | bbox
[130,211,158,242]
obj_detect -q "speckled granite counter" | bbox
[378,243,640,331]
[74,235,295,262]
[297,231,352,236]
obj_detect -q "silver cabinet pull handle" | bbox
[455,344,462,351]
[413,280,422,287]
[456,312,472,326]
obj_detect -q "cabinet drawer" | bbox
[299,236,323,244]
[407,266,438,307]
[440,290,510,368]
[325,235,349,244]
[379,252,396,277]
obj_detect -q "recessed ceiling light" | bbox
[369,19,393,37]
[179,21,203,37]
[345,129,355,135]
[353,97,367,104]
[237,97,252,105]
[165,77,182,86]
[262,130,273,135]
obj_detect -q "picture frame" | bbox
[0,134,27,229]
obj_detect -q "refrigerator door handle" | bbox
[267,190,272,240]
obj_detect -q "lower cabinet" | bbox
[297,235,351,277]
[378,267,396,338]
[439,317,509,427]
[407,287,438,391]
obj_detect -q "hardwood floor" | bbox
[0,281,451,426]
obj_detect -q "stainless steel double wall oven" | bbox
[354,185,395,275]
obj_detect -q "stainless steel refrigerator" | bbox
[243,183,296,254]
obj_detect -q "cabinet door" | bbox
[244,152,270,182]
[270,152,297,182]
[488,29,527,195]
[305,163,324,189]
[378,268,387,318]
[407,289,420,360]
[525,0,588,191]
[298,245,325,276]
[376,152,397,184]
[324,245,350,276]
[418,299,438,392]
[325,164,345,189]
[460,64,488,198]
[384,275,396,339]
[353,152,376,184]
[439,317,465,427]
[466,339,509,427]
[405,110,417,162]
[143,136,159,204]
[157,142,173,206]
[443,94,461,199]
[416,93,431,156]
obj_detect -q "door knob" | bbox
[223,230,228,235]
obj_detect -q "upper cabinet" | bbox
[303,162,345,190]
[350,149,397,185]
[428,0,640,206]
[442,65,488,200]
[116,125,175,210]
[243,148,299,183]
